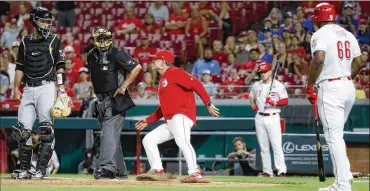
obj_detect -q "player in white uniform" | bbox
[306,3,363,191]
[249,62,288,177]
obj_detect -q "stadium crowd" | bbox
[0,1,369,104]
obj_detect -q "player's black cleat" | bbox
[94,168,116,179]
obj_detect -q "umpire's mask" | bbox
[92,27,113,52]
[30,7,53,39]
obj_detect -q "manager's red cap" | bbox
[149,50,175,63]
[258,62,272,72]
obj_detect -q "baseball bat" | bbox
[313,104,326,182]
[268,58,280,93]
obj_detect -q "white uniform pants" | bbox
[255,113,287,175]
[142,114,198,175]
[318,79,354,190]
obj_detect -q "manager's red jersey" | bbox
[146,66,211,126]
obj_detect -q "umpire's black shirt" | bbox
[87,46,138,114]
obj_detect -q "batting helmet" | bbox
[312,3,336,25]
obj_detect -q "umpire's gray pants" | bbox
[96,97,127,175]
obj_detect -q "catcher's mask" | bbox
[92,27,113,51]
[30,7,53,39]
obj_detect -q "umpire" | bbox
[87,27,142,179]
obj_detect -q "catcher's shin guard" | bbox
[36,122,55,175]
[12,123,33,171]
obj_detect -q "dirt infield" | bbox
[1,177,276,188]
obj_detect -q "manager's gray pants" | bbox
[96,97,127,176]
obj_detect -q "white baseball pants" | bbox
[142,114,198,175]
[318,79,355,191]
[255,113,287,176]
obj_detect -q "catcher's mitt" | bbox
[51,93,72,118]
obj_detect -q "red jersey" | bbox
[166,16,187,35]
[117,18,142,31]
[220,79,244,98]
[140,23,160,34]
[146,67,211,126]
[188,18,204,35]
[65,70,78,89]
[288,47,306,59]
[213,51,228,65]
[240,61,257,71]
[300,1,318,17]
[72,57,84,74]
[133,46,157,66]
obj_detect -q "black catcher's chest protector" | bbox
[23,35,55,82]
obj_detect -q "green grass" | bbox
[1,174,369,191]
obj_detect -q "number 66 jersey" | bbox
[310,24,361,84]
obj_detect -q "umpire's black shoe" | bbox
[94,168,116,179]
[115,173,128,180]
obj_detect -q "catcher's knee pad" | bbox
[38,122,55,142]
[12,122,31,142]
[37,122,55,174]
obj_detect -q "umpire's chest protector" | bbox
[23,35,55,80]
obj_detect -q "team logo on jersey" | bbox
[162,79,168,87]
[311,38,317,49]
[269,92,277,97]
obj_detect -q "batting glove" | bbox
[265,97,277,107]
[252,105,258,112]
[306,85,317,105]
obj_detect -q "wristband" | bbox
[206,102,212,107]
[56,73,65,85]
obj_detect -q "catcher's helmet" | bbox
[92,27,113,51]
[30,7,53,38]
[312,3,336,25]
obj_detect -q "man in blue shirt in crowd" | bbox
[336,3,359,34]
[356,19,370,46]
[192,48,221,78]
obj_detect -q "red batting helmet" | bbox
[258,62,272,73]
[312,2,336,25]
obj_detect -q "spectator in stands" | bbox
[287,52,309,77]
[227,137,257,176]
[272,43,288,70]
[243,62,260,85]
[185,6,209,58]
[258,43,273,64]
[143,71,155,88]
[236,35,249,65]
[212,40,227,66]
[271,24,282,37]
[224,36,237,54]
[170,2,190,18]
[117,7,142,35]
[64,58,78,90]
[148,2,169,24]
[1,19,18,49]
[282,28,291,41]
[198,1,221,22]
[17,27,29,41]
[356,19,369,46]
[191,48,221,78]
[165,6,187,35]
[220,68,244,99]
[64,32,81,55]
[81,37,94,63]
[245,30,258,52]
[140,13,161,34]
[135,82,151,99]
[283,11,294,29]
[284,36,292,50]
[196,70,217,99]
[78,149,97,174]
[263,18,273,29]
[361,48,369,68]
[133,34,157,83]
[337,3,359,34]
[266,8,281,26]
[64,45,84,73]
[14,3,32,31]
[53,1,75,30]
[0,59,10,101]
[299,1,317,18]
[219,1,235,41]
[353,79,366,99]
[226,53,240,71]
[288,35,306,58]
[301,32,313,56]
[359,68,370,98]
[293,22,305,43]
[73,67,93,100]
[259,27,273,50]
[9,41,20,64]
[240,48,259,72]
[2,51,15,94]
[30,131,60,175]
[296,7,315,32]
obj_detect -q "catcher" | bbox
[11,7,72,179]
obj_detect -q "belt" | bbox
[96,91,115,100]
[26,80,52,87]
[327,76,351,82]
[258,112,277,116]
